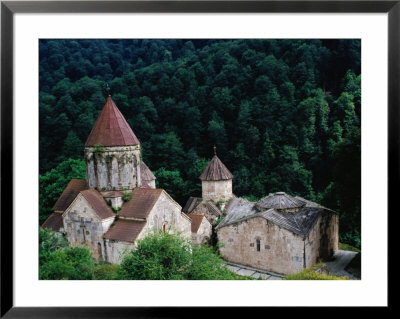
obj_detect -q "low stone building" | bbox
[189,214,212,245]
[42,95,191,264]
[216,192,339,274]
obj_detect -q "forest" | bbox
[39,39,361,248]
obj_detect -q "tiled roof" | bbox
[140,162,156,181]
[85,97,140,147]
[80,189,115,220]
[256,192,306,210]
[101,190,123,198]
[52,179,87,212]
[216,197,325,238]
[199,155,233,181]
[204,201,222,217]
[182,197,202,214]
[119,188,163,219]
[104,219,146,243]
[189,214,204,233]
[42,213,64,232]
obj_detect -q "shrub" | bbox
[185,244,238,280]
[117,231,192,280]
[39,246,95,280]
[93,262,120,280]
[39,227,68,266]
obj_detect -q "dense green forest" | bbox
[39,39,361,247]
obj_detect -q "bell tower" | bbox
[199,147,233,202]
[84,95,141,192]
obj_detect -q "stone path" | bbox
[325,250,359,279]
[223,262,284,280]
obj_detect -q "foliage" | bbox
[122,191,131,202]
[185,244,239,280]
[39,158,86,224]
[338,242,361,253]
[117,231,248,280]
[39,227,68,265]
[284,264,349,280]
[93,262,120,280]
[117,231,192,280]
[39,246,95,280]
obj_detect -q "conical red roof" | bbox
[85,97,140,147]
[199,155,233,181]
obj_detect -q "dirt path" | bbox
[326,250,359,279]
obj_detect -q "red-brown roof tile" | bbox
[140,161,156,181]
[199,155,233,181]
[80,189,115,220]
[85,97,140,147]
[189,214,204,233]
[52,179,87,212]
[104,219,146,243]
[119,188,163,219]
[42,213,64,232]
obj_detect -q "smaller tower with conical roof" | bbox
[199,147,233,202]
[84,96,141,192]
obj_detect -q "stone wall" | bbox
[63,194,115,261]
[85,145,141,192]
[141,191,191,239]
[217,216,305,274]
[192,218,212,245]
[305,211,339,267]
[202,180,232,201]
[103,239,136,264]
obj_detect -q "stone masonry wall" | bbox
[192,218,212,245]
[63,194,115,261]
[85,145,141,192]
[202,180,232,202]
[141,191,191,239]
[217,217,305,274]
[305,211,339,268]
[103,239,135,264]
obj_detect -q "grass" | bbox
[339,242,361,253]
[284,263,349,280]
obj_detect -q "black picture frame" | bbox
[1,0,395,317]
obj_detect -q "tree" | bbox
[39,158,86,224]
[39,246,95,280]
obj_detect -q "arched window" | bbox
[163,224,166,233]
[256,239,261,252]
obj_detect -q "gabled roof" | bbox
[256,192,306,210]
[119,188,163,219]
[80,189,115,220]
[199,155,233,181]
[189,214,204,233]
[216,196,326,238]
[53,179,87,212]
[140,162,156,181]
[42,213,64,232]
[104,219,146,243]
[85,96,140,147]
[182,197,202,214]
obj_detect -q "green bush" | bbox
[40,246,95,280]
[93,262,120,280]
[117,231,192,280]
[117,231,248,280]
[39,227,68,266]
[185,244,238,280]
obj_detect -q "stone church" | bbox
[42,96,194,263]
